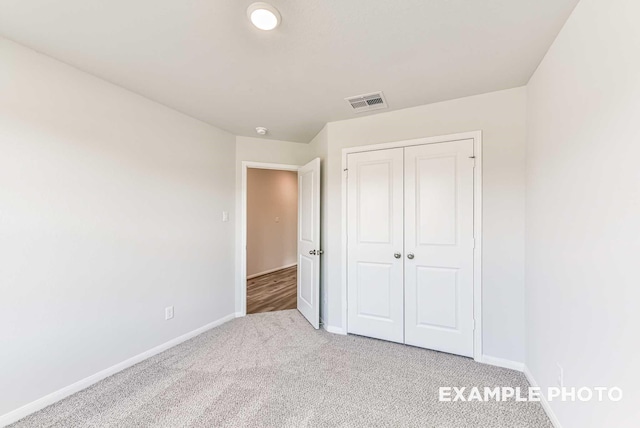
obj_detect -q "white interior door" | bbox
[297,158,321,329]
[404,140,475,357]
[347,148,404,343]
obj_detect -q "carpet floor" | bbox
[11,310,551,428]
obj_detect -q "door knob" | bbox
[309,250,316,255]
[394,253,401,259]
[407,253,415,260]
[317,250,324,255]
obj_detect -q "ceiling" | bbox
[0,0,579,142]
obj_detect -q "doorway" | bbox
[239,159,322,328]
[246,167,298,314]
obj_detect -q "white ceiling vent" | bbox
[345,91,388,113]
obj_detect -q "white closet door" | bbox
[347,148,404,343]
[404,140,475,357]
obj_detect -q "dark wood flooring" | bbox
[247,266,297,314]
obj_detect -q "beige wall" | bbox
[246,169,298,277]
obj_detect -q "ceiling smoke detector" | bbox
[256,127,268,135]
[247,3,281,31]
[345,91,388,113]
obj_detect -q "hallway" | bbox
[246,266,297,314]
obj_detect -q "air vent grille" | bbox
[345,91,388,113]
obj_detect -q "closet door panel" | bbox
[404,140,475,357]
[347,148,404,343]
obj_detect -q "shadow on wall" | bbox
[247,169,298,277]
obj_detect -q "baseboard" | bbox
[481,358,562,427]
[523,365,563,428]
[246,263,297,279]
[480,355,525,372]
[323,324,347,335]
[0,312,239,427]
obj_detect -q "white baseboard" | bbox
[523,365,563,428]
[480,355,525,372]
[246,263,297,279]
[324,324,347,335]
[0,312,239,428]
[480,358,562,427]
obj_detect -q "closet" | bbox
[346,138,476,358]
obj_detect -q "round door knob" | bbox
[394,253,401,259]
[407,253,415,260]
[309,250,316,255]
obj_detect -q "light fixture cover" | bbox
[247,2,281,30]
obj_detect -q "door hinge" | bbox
[343,168,348,178]
[472,238,475,249]
[472,319,476,330]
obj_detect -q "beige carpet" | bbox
[11,310,551,427]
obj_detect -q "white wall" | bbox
[246,169,298,276]
[234,136,315,312]
[526,0,639,426]
[235,136,314,167]
[0,38,236,416]
[323,88,527,363]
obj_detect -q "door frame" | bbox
[239,161,301,316]
[341,131,483,361]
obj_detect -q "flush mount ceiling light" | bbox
[247,2,281,31]
[256,127,268,135]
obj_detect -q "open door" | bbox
[297,158,321,329]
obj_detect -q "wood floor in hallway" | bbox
[247,266,297,314]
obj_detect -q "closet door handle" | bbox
[407,253,415,260]
[394,253,402,259]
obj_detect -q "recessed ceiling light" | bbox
[256,127,268,135]
[247,3,281,31]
